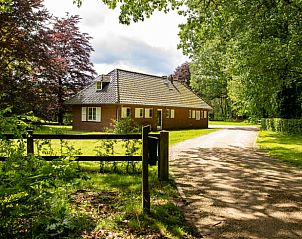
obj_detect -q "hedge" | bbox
[261,118,302,134]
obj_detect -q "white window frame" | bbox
[189,110,192,118]
[135,108,144,118]
[121,107,131,118]
[145,108,153,118]
[82,107,101,122]
[196,110,200,120]
[88,107,97,121]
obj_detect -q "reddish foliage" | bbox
[0,0,96,121]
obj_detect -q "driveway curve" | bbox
[170,125,302,239]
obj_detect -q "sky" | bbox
[44,0,188,76]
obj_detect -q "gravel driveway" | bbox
[170,125,302,239]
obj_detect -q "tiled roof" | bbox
[66,69,212,110]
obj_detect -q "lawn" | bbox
[209,120,258,126]
[168,128,219,145]
[32,125,219,156]
[257,131,302,167]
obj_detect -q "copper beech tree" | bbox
[0,0,96,122]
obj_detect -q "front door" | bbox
[157,109,162,130]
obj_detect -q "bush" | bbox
[0,109,92,238]
[113,117,141,134]
[261,118,302,134]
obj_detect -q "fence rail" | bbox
[0,127,169,214]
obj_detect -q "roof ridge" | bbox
[115,68,167,79]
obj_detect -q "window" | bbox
[96,81,102,90]
[135,108,144,118]
[189,110,192,118]
[81,107,101,122]
[88,107,96,121]
[121,107,131,118]
[192,110,196,119]
[201,111,204,119]
[204,111,208,119]
[196,110,200,120]
[166,109,175,118]
[145,108,153,118]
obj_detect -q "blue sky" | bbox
[44,0,188,76]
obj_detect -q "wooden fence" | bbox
[0,125,169,213]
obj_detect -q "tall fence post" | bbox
[142,125,150,214]
[27,130,34,156]
[159,131,169,181]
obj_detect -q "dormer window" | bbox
[96,74,111,91]
[96,81,102,90]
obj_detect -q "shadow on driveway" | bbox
[171,147,302,239]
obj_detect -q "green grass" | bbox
[168,128,219,145]
[209,120,258,126]
[33,125,219,155]
[257,131,302,167]
[16,125,217,237]
[74,166,200,238]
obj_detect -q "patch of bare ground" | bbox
[70,190,159,238]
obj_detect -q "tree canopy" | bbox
[74,0,302,119]
[0,0,96,121]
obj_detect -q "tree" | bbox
[43,15,96,123]
[74,0,302,119]
[1,0,96,122]
[0,0,51,114]
[178,0,302,118]
[172,62,191,86]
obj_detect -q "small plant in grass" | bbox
[114,117,142,174]
[94,138,116,172]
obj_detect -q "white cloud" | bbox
[44,0,188,76]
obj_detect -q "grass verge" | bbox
[209,120,258,126]
[257,131,302,167]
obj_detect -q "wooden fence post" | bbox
[142,125,150,214]
[159,131,169,181]
[27,130,34,156]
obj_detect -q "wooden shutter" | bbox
[121,107,127,118]
[135,108,141,118]
[192,110,196,118]
[96,107,101,122]
[81,107,87,121]
[171,109,175,118]
[196,110,200,120]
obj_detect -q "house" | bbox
[65,69,212,131]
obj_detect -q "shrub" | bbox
[0,108,92,238]
[261,118,302,134]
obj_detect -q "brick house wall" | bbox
[72,105,118,131]
[72,104,209,131]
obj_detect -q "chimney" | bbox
[168,75,174,83]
